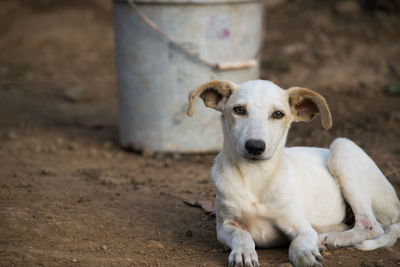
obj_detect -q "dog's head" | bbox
[187,80,331,162]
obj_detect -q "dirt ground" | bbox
[1,0,400,266]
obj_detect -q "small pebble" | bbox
[335,1,361,15]
[68,142,78,150]
[197,179,209,184]
[321,249,331,257]
[77,196,91,203]
[6,131,16,140]
[89,148,98,156]
[147,240,164,249]
[64,84,87,103]
[361,260,374,267]
[102,151,111,159]
[102,141,112,149]
[56,137,64,145]
[41,167,57,176]
[142,148,155,158]
[185,230,193,237]
[172,153,182,160]
[373,259,385,267]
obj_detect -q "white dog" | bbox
[187,80,400,267]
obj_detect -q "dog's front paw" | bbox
[228,247,259,267]
[290,248,324,267]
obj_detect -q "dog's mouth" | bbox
[243,156,267,163]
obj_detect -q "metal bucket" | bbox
[113,0,262,152]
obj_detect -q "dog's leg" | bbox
[276,212,324,267]
[356,222,400,250]
[318,208,383,249]
[217,221,259,267]
[319,138,400,249]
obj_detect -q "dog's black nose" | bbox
[245,139,265,156]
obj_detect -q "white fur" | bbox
[189,80,400,267]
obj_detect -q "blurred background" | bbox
[1,0,399,266]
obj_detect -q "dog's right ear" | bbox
[186,80,237,116]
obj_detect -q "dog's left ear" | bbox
[287,87,332,129]
[186,80,237,116]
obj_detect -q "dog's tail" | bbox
[356,221,400,250]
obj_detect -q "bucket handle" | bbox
[126,0,259,71]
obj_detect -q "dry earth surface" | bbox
[1,0,400,266]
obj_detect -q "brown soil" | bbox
[1,0,400,266]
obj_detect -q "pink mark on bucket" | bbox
[205,14,231,40]
[218,28,230,39]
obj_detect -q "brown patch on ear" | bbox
[186,80,237,116]
[295,98,319,121]
[288,87,332,129]
[200,89,223,108]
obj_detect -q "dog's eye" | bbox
[272,111,285,119]
[233,106,247,116]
